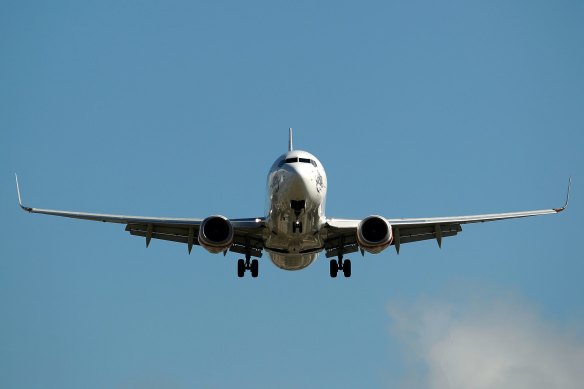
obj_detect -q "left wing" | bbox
[323,179,570,256]
[15,175,266,257]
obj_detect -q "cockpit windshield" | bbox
[278,157,318,168]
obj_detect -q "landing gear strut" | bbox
[291,200,305,234]
[237,255,259,278]
[292,220,303,233]
[330,255,351,278]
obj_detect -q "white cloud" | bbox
[388,294,584,389]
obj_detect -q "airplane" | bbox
[15,129,570,278]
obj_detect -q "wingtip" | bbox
[15,173,22,205]
[15,174,31,212]
[554,177,571,213]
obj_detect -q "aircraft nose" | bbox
[284,164,310,198]
[286,162,304,176]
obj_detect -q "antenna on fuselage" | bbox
[288,128,293,151]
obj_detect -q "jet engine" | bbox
[198,215,234,254]
[357,215,393,254]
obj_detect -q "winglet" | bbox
[288,128,293,151]
[15,174,32,212]
[554,177,571,213]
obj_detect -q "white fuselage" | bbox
[265,150,328,270]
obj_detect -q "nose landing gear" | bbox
[290,200,305,234]
[330,255,351,278]
[292,220,303,233]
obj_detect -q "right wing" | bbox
[323,179,570,256]
[15,175,266,257]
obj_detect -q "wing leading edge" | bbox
[324,178,570,256]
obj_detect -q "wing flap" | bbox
[129,229,194,245]
[397,225,461,245]
[125,223,195,237]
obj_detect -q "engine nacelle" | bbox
[198,215,234,254]
[357,215,393,254]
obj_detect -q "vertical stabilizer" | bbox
[288,128,293,151]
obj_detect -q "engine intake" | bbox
[198,215,234,254]
[357,215,393,254]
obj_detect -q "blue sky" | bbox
[1,1,583,388]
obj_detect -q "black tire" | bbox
[343,259,352,278]
[329,259,338,278]
[251,259,259,278]
[237,259,245,278]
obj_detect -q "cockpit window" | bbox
[278,157,318,168]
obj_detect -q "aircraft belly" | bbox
[265,210,324,271]
[265,202,324,248]
[267,251,319,271]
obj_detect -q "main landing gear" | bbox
[330,255,351,278]
[237,256,259,278]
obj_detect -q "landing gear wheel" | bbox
[329,259,338,278]
[251,259,259,278]
[343,259,352,278]
[237,259,245,278]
